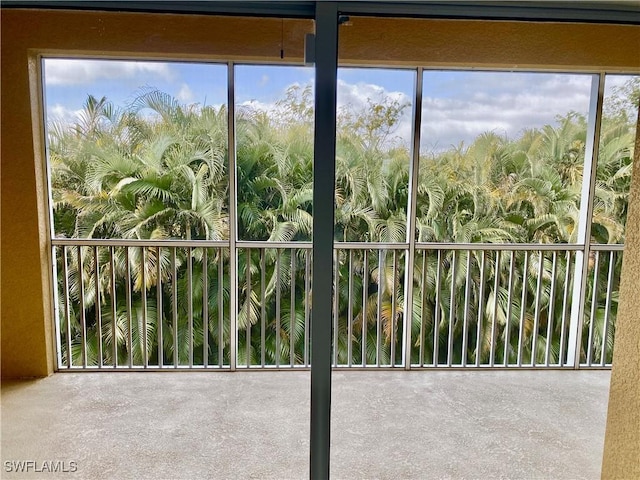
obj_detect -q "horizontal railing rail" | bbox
[589,244,625,251]
[52,238,230,248]
[52,239,622,371]
[53,238,618,251]
[416,243,585,251]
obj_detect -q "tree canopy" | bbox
[48,76,637,368]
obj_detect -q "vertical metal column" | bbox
[402,67,423,370]
[566,73,604,368]
[228,62,238,371]
[310,3,338,478]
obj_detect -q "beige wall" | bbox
[601,111,640,479]
[1,8,639,474]
[0,9,314,378]
[339,16,640,70]
[2,17,54,377]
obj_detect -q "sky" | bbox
[43,58,635,152]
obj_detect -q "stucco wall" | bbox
[601,110,640,479]
[1,20,53,377]
[0,9,314,378]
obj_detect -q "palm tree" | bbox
[49,82,636,369]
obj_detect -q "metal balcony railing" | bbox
[51,239,622,370]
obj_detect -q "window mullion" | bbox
[402,66,423,370]
[228,61,238,371]
[310,2,339,478]
[566,72,605,368]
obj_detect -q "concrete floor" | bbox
[1,370,610,479]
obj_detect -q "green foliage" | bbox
[50,82,636,367]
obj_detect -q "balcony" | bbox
[35,233,620,478]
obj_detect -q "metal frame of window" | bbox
[566,73,608,368]
[5,1,640,24]
[310,4,338,476]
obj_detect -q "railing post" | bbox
[402,67,423,370]
[566,73,605,368]
[227,61,238,371]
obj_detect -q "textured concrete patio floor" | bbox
[1,371,610,479]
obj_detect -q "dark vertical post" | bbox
[310,2,338,479]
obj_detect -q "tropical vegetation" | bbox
[48,76,638,368]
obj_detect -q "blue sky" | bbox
[43,58,635,151]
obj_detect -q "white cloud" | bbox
[337,79,414,148]
[337,79,385,107]
[44,65,606,156]
[44,59,175,86]
[237,73,593,153]
[421,73,593,152]
[238,99,276,113]
[47,103,83,124]
[604,75,632,92]
[176,83,194,103]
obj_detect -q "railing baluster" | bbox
[433,250,442,366]
[276,248,281,368]
[532,251,544,366]
[52,247,64,369]
[203,248,208,368]
[462,251,472,367]
[447,250,457,367]
[78,246,87,368]
[392,250,399,367]
[362,250,369,367]
[587,251,601,365]
[62,246,72,368]
[261,249,266,367]
[187,247,193,368]
[125,246,133,368]
[347,250,354,367]
[246,248,252,368]
[517,251,529,367]
[545,252,558,366]
[141,247,148,368]
[110,247,117,368]
[475,252,487,367]
[290,250,296,367]
[490,250,501,367]
[172,247,178,368]
[503,251,516,366]
[94,246,103,368]
[601,251,616,366]
[157,246,163,368]
[218,251,224,367]
[377,249,384,367]
[420,250,428,367]
[333,249,340,367]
